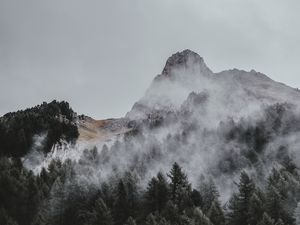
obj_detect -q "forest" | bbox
[0,100,79,158]
[0,155,299,225]
[1,101,300,225]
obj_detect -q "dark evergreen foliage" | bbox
[0,158,299,225]
[227,171,256,225]
[168,162,192,211]
[0,100,79,157]
[145,172,170,214]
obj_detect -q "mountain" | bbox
[127,49,300,122]
[3,49,300,186]
[2,49,300,187]
[1,50,300,225]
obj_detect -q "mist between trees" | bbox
[1,156,300,225]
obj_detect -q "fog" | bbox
[24,50,300,202]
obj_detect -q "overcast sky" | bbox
[0,0,299,118]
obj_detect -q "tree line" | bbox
[0,100,79,158]
[0,156,299,225]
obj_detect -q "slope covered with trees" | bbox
[0,100,79,157]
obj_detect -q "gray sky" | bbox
[0,0,299,119]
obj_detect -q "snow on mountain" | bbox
[127,49,300,125]
[25,50,300,201]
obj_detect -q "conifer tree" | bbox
[227,193,239,225]
[162,201,180,224]
[113,180,130,225]
[179,213,193,225]
[146,214,158,225]
[90,198,113,225]
[207,200,225,225]
[294,202,300,225]
[227,171,255,225]
[146,213,170,225]
[258,213,275,225]
[26,172,40,224]
[123,172,140,217]
[275,219,285,225]
[266,185,294,225]
[199,177,220,213]
[100,182,114,209]
[248,193,264,225]
[124,216,136,225]
[191,189,202,208]
[193,207,211,225]
[0,208,18,225]
[48,177,66,225]
[168,162,192,211]
[145,172,169,213]
[31,201,49,225]
[265,186,283,221]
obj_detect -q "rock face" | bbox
[161,49,213,76]
[126,49,300,123]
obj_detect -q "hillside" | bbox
[0,100,78,158]
[77,116,132,142]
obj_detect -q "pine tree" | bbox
[31,201,48,225]
[238,171,255,211]
[146,214,158,225]
[248,193,264,225]
[47,160,62,185]
[227,171,255,225]
[168,162,192,211]
[191,189,202,208]
[113,180,130,225]
[258,213,275,225]
[48,177,66,225]
[179,213,193,225]
[146,213,170,225]
[31,211,46,225]
[0,208,18,225]
[124,216,136,225]
[199,177,220,213]
[207,200,225,225]
[265,185,294,224]
[266,168,296,225]
[145,172,169,213]
[123,172,140,217]
[39,168,50,198]
[26,172,40,224]
[193,207,211,225]
[275,219,285,225]
[294,202,300,225]
[227,193,239,225]
[158,218,170,225]
[162,201,180,224]
[90,198,113,225]
[100,182,114,209]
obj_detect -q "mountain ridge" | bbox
[126,50,300,124]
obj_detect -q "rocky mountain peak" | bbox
[161,49,213,76]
